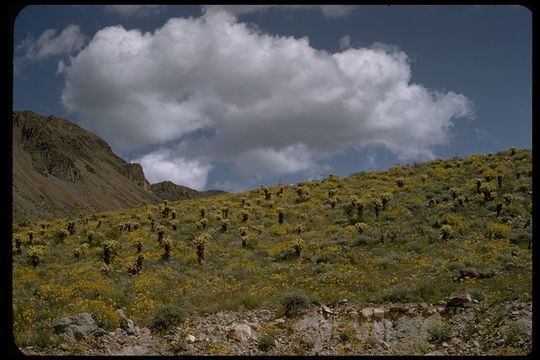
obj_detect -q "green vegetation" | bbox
[12,148,532,347]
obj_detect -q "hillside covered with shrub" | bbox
[12,147,532,354]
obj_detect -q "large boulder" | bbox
[447,288,472,307]
[227,324,257,342]
[54,312,99,340]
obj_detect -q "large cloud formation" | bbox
[203,5,358,18]
[59,11,472,189]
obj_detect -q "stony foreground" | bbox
[20,299,531,356]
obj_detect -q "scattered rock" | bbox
[361,308,374,319]
[425,351,445,355]
[373,308,385,319]
[389,305,408,317]
[447,288,472,307]
[54,313,98,340]
[227,324,256,342]
[321,305,335,316]
[23,301,533,356]
[185,335,196,343]
[271,318,286,327]
[94,328,108,337]
[116,309,137,335]
[338,299,349,305]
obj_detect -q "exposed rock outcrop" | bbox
[23,301,532,356]
[12,111,225,220]
[54,313,100,340]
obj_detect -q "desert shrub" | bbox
[196,218,208,230]
[199,207,206,218]
[27,245,46,266]
[383,285,414,302]
[371,198,382,218]
[479,182,497,202]
[221,219,229,232]
[294,224,306,235]
[156,225,166,243]
[55,229,69,243]
[315,252,340,264]
[440,225,453,240]
[240,210,249,223]
[257,326,278,351]
[504,321,530,348]
[73,243,89,261]
[487,223,512,240]
[277,207,284,224]
[354,222,369,234]
[469,288,485,301]
[427,321,452,344]
[194,232,212,264]
[381,192,392,210]
[435,214,463,229]
[482,168,498,182]
[503,193,513,205]
[150,304,186,332]
[102,240,118,265]
[292,237,304,257]
[273,249,298,262]
[233,292,262,310]
[509,230,531,247]
[336,322,356,343]
[162,238,172,260]
[352,234,371,247]
[280,291,311,316]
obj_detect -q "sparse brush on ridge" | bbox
[10,148,532,352]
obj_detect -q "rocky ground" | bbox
[20,295,532,356]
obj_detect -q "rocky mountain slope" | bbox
[12,111,223,220]
[150,181,226,202]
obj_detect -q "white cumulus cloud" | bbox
[202,5,357,18]
[105,5,165,17]
[16,24,86,62]
[339,35,351,50]
[133,150,212,190]
[60,10,473,190]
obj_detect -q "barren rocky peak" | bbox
[12,111,224,220]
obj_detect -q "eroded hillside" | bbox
[12,147,532,355]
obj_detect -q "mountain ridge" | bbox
[12,111,224,220]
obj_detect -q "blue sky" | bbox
[13,5,531,192]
